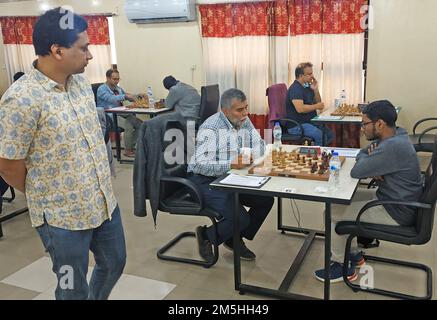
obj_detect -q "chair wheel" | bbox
[239,291,245,295]
[281,230,285,234]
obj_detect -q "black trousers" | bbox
[0,177,10,213]
[189,174,274,245]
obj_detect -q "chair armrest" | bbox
[413,118,437,134]
[366,178,378,189]
[186,116,200,121]
[355,199,432,232]
[160,176,203,207]
[270,118,304,139]
[418,126,437,145]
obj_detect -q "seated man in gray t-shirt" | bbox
[163,75,201,119]
[314,100,423,283]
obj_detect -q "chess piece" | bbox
[311,162,318,173]
[318,164,326,174]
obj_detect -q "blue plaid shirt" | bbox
[188,112,265,177]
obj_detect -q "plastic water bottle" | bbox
[147,86,154,106]
[329,151,341,191]
[273,122,282,151]
[335,90,345,108]
[340,89,347,105]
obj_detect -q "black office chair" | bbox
[409,117,437,153]
[336,136,437,299]
[156,119,221,268]
[198,84,220,125]
[0,179,28,238]
[91,82,103,105]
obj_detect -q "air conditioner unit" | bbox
[125,0,196,24]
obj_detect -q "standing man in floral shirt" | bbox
[0,8,126,300]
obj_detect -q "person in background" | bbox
[0,7,126,300]
[163,75,201,119]
[13,72,25,82]
[97,69,142,158]
[286,62,334,146]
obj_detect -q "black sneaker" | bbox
[195,226,214,263]
[223,238,256,261]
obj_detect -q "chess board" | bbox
[134,95,150,108]
[331,104,362,116]
[154,100,165,109]
[248,150,345,181]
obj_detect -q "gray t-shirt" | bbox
[351,128,423,226]
[164,82,201,118]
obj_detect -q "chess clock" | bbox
[298,147,321,155]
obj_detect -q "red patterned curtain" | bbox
[289,0,366,35]
[200,0,367,37]
[84,15,110,45]
[0,16,37,45]
[269,0,289,36]
[0,15,110,45]
[233,2,269,36]
[199,4,233,38]
[289,0,323,36]
[322,0,367,34]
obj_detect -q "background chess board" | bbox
[330,104,362,116]
[248,151,345,181]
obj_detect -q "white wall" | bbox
[366,0,437,132]
[0,0,204,98]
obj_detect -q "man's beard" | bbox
[230,118,246,129]
[365,128,379,141]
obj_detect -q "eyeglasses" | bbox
[360,121,374,128]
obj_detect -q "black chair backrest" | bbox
[424,135,437,185]
[91,82,103,105]
[415,135,437,244]
[160,118,191,199]
[104,114,114,144]
[199,84,219,124]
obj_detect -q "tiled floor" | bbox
[0,153,435,300]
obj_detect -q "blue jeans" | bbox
[36,205,126,300]
[287,123,334,146]
[188,174,274,245]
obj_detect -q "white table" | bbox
[210,145,360,300]
[105,106,171,163]
[311,107,402,146]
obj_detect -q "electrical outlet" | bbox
[1,64,6,70]
[191,64,196,71]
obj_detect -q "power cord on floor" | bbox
[289,199,303,232]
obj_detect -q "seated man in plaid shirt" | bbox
[188,88,274,262]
